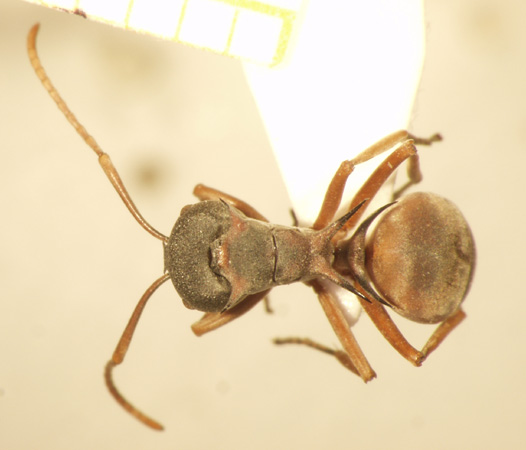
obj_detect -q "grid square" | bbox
[127,0,185,38]
[228,9,283,64]
[178,0,236,52]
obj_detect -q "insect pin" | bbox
[27,23,475,431]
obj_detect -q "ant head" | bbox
[164,201,233,312]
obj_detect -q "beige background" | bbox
[1,1,524,449]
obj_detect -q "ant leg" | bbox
[356,293,466,365]
[193,184,269,222]
[338,140,419,235]
[105,273,170,431]
[27,24,167,242]
[392,133,441,200]
[392,154,422,200]
[191,290,270,336]
[421,308,466,357]
[313,131,441,231]
[407,132,442,146]
[263,297,274,314]
[355,289,424,366]
[312,131,413,230]
[273,337,360,376]
[310,280,376,381]
[352,133,442,211]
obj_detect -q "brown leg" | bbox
[273,337,360,376]
[263,297,274,314]
[312,130,414,230]
[313,131,442,233]
[339,140,419,234]
[193,184,269,222]
[391,133,441,199]
[274,289,463,374]
[354,289,466,366]
[421,308,466,357]
[191,290,270,336]
[392,154,422,199]
[355,289,424,366]
[27,24,167,243]
[105,273,170,431]
[407,132,442,146]
[309,280,376,382]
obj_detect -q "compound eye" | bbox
[366,193,475,324]
[164,201,232,312]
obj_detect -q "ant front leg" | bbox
[191,289,271,336]
[105,273,171,431]
[193,184,269,222]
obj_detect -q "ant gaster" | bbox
[27,24,476,431]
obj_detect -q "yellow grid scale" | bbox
[27,0,301,66]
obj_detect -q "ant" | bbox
[27,24,475,431]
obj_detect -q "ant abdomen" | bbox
[365,192,475,324]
